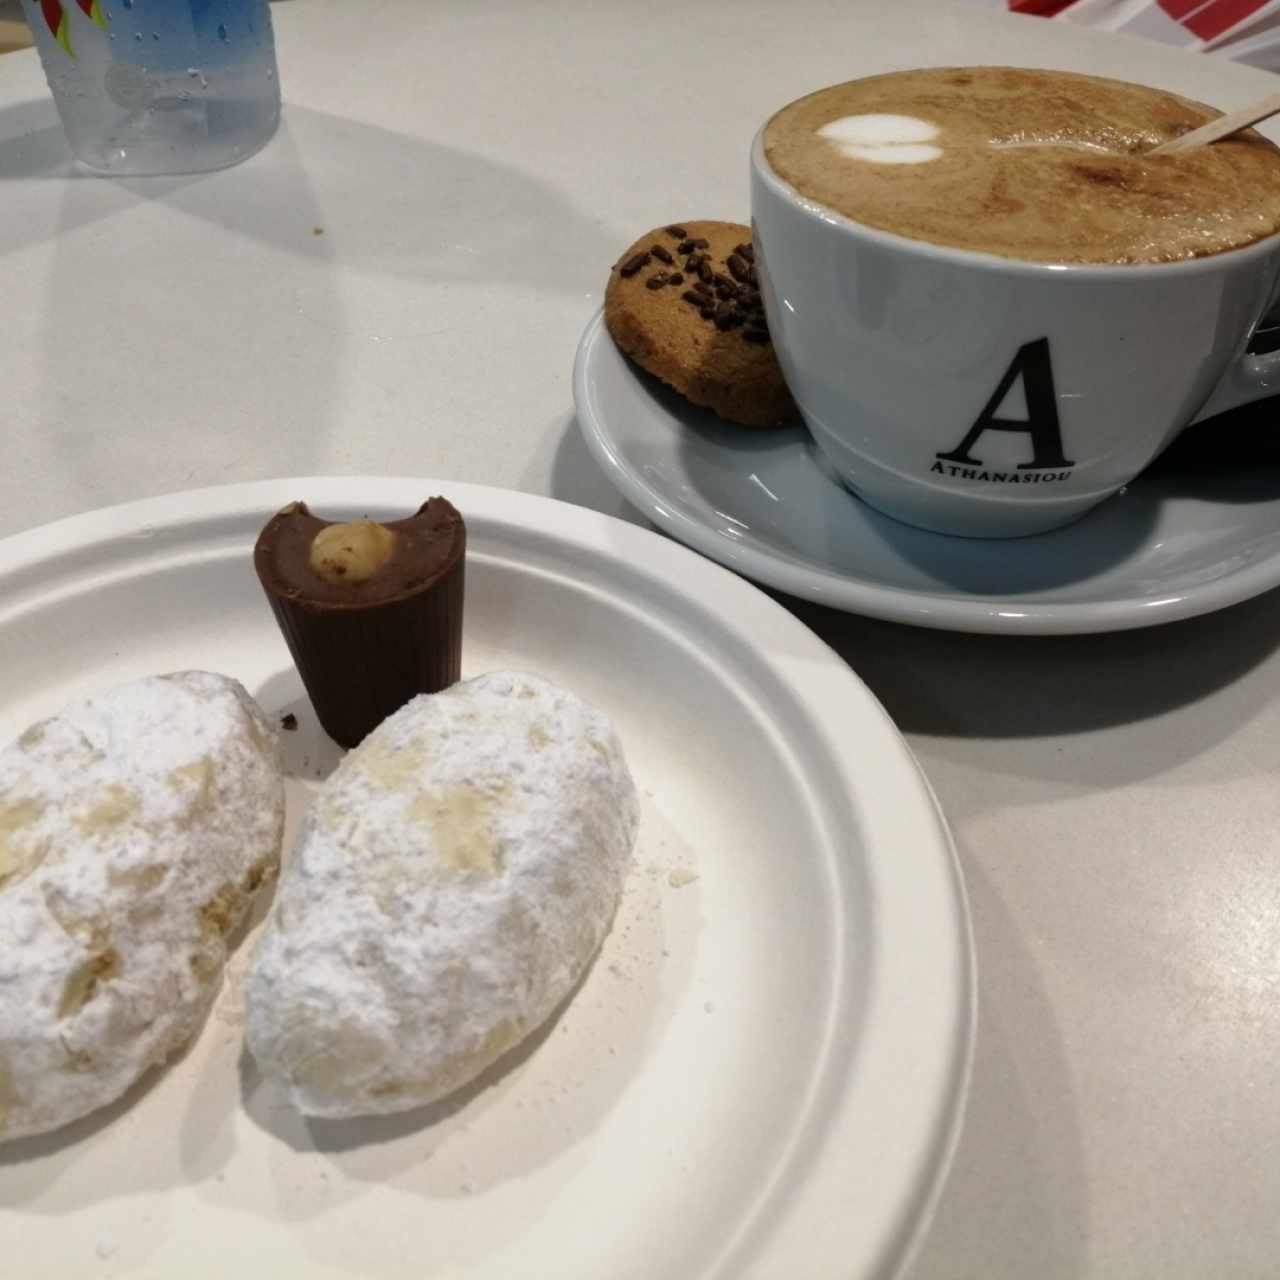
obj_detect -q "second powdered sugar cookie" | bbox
[245,671,638,1117]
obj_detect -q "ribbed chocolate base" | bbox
[266,552,464,750]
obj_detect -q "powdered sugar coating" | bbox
[246,671,639,1117]
[0,672,285,1142]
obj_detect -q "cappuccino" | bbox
[762,67,1280,264]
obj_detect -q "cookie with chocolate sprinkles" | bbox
[604,220,797,428]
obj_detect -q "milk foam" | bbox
[817,113,942,165]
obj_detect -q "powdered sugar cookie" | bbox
[0,671,285,1142]
[246,671,638,1117]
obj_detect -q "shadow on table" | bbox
[0,99,618,290]
[784,580,1280,751]
[531,410,654,526]
[0,97,67,180]
[905,852,1088,1280]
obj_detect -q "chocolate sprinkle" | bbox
[623,230,772,347]
[280,713,298,731]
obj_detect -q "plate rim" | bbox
[0,477,974,1280]
[573,307,1280,635]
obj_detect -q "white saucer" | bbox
[573,308,1280,634]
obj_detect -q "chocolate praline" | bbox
[254,498,465,749]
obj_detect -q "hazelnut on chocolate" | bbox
[309,520,398,584]
[254,499,465,749]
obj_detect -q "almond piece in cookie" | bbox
[605,220,798,428]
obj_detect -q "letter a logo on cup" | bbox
[935,338,1075,471]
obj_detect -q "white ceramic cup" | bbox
[750,127,1280,538]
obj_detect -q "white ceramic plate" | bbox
[574,309,1280,634]
[0,479,972,1280]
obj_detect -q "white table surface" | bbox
[4,2,1280,1276]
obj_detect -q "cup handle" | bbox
[1187,347,1280,425]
